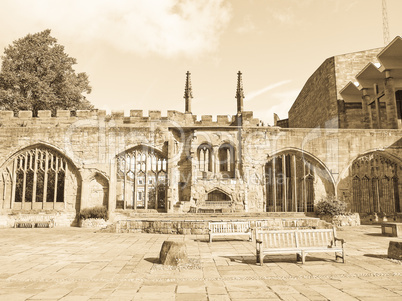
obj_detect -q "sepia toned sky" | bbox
[1,0,402,124]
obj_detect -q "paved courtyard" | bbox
[0,225,401,300]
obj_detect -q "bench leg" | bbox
[209,234,212,243]
[336,251,345,263]
[301,251,306,264]
[296,253,302,262]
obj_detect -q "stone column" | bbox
[282,154,287,212]
[272,158,276,212]
[10,158,17,209]
[384,74,399,129]
[302,160,306,213]
[31,148,38,209]
[292,154,297,212]
[375,97,381,129]
[361,89,372,129]
[79,168,90,210]
[144,156,148,210]
[167,135,176,213]
[108,161,116,213]
[213,146,219,174]
[42,151,49,208]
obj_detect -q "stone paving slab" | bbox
[0,225,401,300]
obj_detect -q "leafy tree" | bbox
[0,29,93,116]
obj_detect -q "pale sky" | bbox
[1,0,402,124]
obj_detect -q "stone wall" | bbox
[288,48,382,129]
[0,110,400,218]
[288,58,338,128]
[334,48,381,100]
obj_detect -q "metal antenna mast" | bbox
[382,0,390,45]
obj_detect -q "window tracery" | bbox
[116,146,167,210]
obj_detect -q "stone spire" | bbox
[184,71,193,114]
[236,71,244,114]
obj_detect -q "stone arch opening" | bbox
[207,188,231,203]
[265,150,335,213]
[0,144,81,211]
[350,152,401,214]
[218,143,235,178]
[197,143,213,173]
[88,173,109,209]
[116,145,167,211]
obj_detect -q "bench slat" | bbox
[256,228,345,265]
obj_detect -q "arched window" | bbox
[265,152,330,213]
[116,146,167,210]
[351,153,401,213]
[0,146,77,210]
[198,144,212,172]
[218,143,235,176]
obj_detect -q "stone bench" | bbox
[208,221,252,242]
[14,215,55,228]
[381,222,402,237]
[255,228,345,265]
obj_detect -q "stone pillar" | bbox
[213,146,219,174]
[42,151,49,207]
[10,158,17,209]
[31,148,38,209]
[272,158,276,212]
[167,135,176,213]
[144,156,148,210]
[282,154,287,212]
[108,161,116,213]
[292,154,297,212]
[384,74,399,129]
[361,90,372,129]
[79,169,90,210]
[302,161,306,213]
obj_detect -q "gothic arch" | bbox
[0,142,81,172]
[0,143,81,211]
[206,188,232,203]
[218,142,236,177]
[265,148,335,213]
[87,172,109,209]
[348,151,401,214]
[197,143,213,173]
[116,145,167,210]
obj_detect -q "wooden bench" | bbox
[14,215,55,228]
[208,221,252,242]
[255,228,345,265]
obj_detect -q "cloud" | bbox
[236,15,258,34]
[252,89,300,125]
[0,0,232,57]
[246,80,292,101]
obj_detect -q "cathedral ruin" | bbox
[0,37,401,226]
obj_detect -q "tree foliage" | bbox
[0,29,93,116]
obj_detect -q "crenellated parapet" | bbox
[0,109,262,127]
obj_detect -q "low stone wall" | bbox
[79,218,109,229]
[359,213,402,224]
[115,217,325,234]
[319,213,361,227]
[0,212,76,228]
